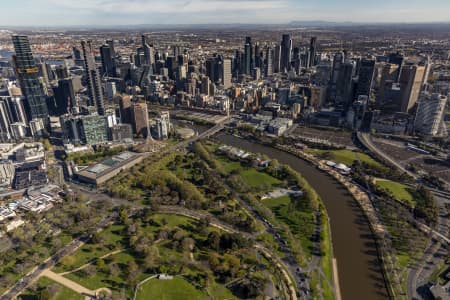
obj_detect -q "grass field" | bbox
[240,169,281,188]
[376,180,415,207]
[307,149,383,168]
[262,196,315,258]
[263,195,290,208]
[136,277,207,300]
[53,224,126,273]
[18,276,83,300]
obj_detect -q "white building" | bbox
[414,92,447,136]
[154,111,171,140]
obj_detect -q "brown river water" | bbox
[216,133,389,300]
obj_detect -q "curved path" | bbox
[217,133,389,300]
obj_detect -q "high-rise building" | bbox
[11,35,49,121]
[388,52,404,82]
[52,78,75,116]
[280,34,292,73]
[73,47,82,60]
[81,40,105,115]
[111,123,133,142]
[244,37,253,75]
[106,39,115,58]
[254,42,261,68]
[414,92,447,136]
[131,102,148,138]
[61,114,108,145]
[201,76,211,96]
[0,98,12,140]
[273,44,281,73]
[335,62,355,106]
[221,58,232,88]
[154,111,170,140]
[398,65,425,113]
[265,47,273,77]
[308,37,317,68]
[119,95,132,124]
[100,44,116,77]
[355,58,375,99]
[141,35,154,66]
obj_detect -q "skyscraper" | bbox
[52,78,75,116]
[106,39,115,58]
[12,35,49,121]
[221,58,232,89]
[141,35,154,66]
[254,42,261,68]
[273,44,281,73]
[355,58,375,99]
[335,62,354,106]
[388,52,404,82]
[81,40,105,115]
[244,37,253,75]
[414,92,447,136]
[399,65,425,113]
[131,102,149,138]
[280,34,292,73]
[100,44,116,77]
[309,37,317,68]
[265,46,274,77]
[119,95,132,124]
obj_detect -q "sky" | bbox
[1,0,450,27]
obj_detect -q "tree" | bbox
[206,231,221,251]
[127,260,139,288]
[143,246,160,271]
[38,289,51,300]
[208,252,220,272]
[181,237,195,253]
[96,258,106,272]
[108,262,120,277]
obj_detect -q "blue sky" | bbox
[2,0,450,26]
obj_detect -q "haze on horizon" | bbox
[1,0,450,27]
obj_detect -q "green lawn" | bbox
[216,157,242,173]
[136,277,207,300]
[263,195,290,208]
[240,169,281,189]
[18,276,83,300]
[262,196,315,259]
[376,180,415,207]
[53,224,126,273]
[64,250,142,298]
[307,149,383,168]
[217,156,281,190]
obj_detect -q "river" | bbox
[216,133,389,300]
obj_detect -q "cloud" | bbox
[44,0,289,14]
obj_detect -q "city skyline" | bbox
[1,0,450,27]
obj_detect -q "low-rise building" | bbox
[75,151,144,185]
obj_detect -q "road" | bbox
[357,131,449,300]
[357,132,418,180]
[3,186,297,300]
[0,213,115,300]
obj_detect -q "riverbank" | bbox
[216,133,389,300]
